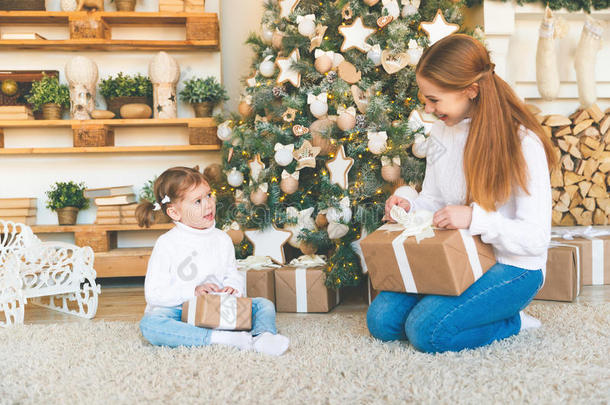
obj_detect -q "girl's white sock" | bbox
[209,330,253,351]
[252,332,290,356]
[519,311,541,331]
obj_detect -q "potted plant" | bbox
[26,74,70,120]
[140,177,171,224]
[179,76,229,118]
[46,181,89,225]
[111,0,137,11]
[99,73,153,116]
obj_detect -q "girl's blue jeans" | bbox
[367,263,543,353]
[140,297,277,347]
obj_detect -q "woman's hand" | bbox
[219,286,239,296]
[194,283,220,296]
[383,196,411,222]
[433,205,473,229]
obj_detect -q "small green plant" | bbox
[99,73,153,99]
[179,76,229,105]
[139,176,158,204]
[26,74,70,112]
[45,181,89,211]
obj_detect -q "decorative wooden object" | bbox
[72,123,114,147]
[0,70,59,107]
[184,0,204,13]
[65,56,99,120]
[188,122,219,145]
[186,16,218,41]
[0,0,45,10]
[149,51,180,119]
[159,0,184,12]
[69,15,110,39]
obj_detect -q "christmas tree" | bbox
[213,0,466,289]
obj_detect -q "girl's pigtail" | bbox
[136,200,155,228]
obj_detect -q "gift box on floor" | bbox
[360,208,496,296]
[535,243,581,302]
[181,293,252,330]
[274,256,339,313]
[551,230,610,285]
[237,256,278,304]
[367,275,380,305]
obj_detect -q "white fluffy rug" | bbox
[1,302,609,404]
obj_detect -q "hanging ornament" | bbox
[250,183,269,205]
[280,170,300,194]
[338,17,375,53]
[300,242,317,256]
[272,86,286,98]
[382,0,400,18]
[259,55,276,77]
[325,145,354,189]
[401,0,420,17]
[314,49,334,74]
[276,48,301,87]
[217,121,233,141]
[308,92,328,118]
[292,124,309,136]
[274,143,295,166]
[328,222,349,240]
[223,221,244,245]
[326,197,353,223]
[377,16,393,29]
[227,168,244,187]
[293,140,321,170]
[337,61,362,84]
[364,0,380,5]
[204,163,223,184]
[407,39,424,66]
[381,50,409,74]
[279,0,300,19]
[283,107,297,122]
[315,211,328,229]
[244,225,292,264]
[246,72,257,87]
[342,3,353,20]
[411,133,428,159]
[248,154,265,182]
[408,108,437,136]
[254,114,269,124]
[227,147,234,163]
[574,16,603,108]
[367,131,388,155]
[367,44,382,66]
[381,156,402,183]
[351,85,373,114]
[326,70,337,83]
[309,24,328,52]
[336,106,357,131]
[238,95,253,118]
[310,117,336,156]
[355,114,367,129]
[297,14,316,38]
[283,206,316,248]
[261,24,274,44]
[420,10,460,45]
[272,30,285,50]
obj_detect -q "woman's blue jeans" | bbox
[367,263,543,353]
[140,297,277,347]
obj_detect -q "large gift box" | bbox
[181,293,252,330]
[551,229,610,285]
[274,256,339,313]
[360,208,496,296]
[237,256,278,304]
[535,243,581,302]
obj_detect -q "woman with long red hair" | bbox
[367,34,558,353]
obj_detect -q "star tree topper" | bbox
[325,145,354,190]
[338,17,376,53]
[276,48,301,88]
[420,10,459,45]
[245,225,293,264]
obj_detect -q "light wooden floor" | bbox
[18,278,610,325]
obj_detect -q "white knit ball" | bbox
[309,100,328,118]
[274,149,294,166]
[259,60,276,77]
[227,169,244,187]
[217,122,232,141]
[297,18,316,37]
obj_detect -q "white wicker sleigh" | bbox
[0,220,100,327]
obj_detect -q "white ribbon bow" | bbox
[382,0,400,18]
[222,221,241,232]
[257,183,269,193]
[368,44,381,54]
[281,170,300,180]
[337,106,357,117]
[296,14,315,24]
[274,143,295,152]
[551,226,610,240]
[237,255,281,270]
[386,206,435,243]
[153,202,162,211]
[326,197,352,223]
[246,75,257,87]
[242,95,253,105]
[367,131,388,142]
[289,254,327,267]
[314,49,334,59]
[381,156,401,166]
[308,92,328,104]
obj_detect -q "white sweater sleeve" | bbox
[144,239,195,307]
[220,236,245,297]
[469,134,552,257]
[394,154,445,213]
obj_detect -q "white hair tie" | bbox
[153,202,162,211]
[161,195,171,204]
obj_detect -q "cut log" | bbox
[593,209,608,225]
[582,126,600,138]
[564,135,579,146]
[582,136,601,150]
[583,159,600,179]
[579,145,594,159]
[552,209,563,225]
[560,154,574,171]
[542,125,552,138]
[588,184,607,198]
[564,184,579,198]
[557,139,570,152]
[554,201,569,213]
[570,109,589,123]
[569,192,582,209]
[526,104,542,115]
[586,104,604,123]
[591,143,606,160]
[600,162,610,173]
[600,115,610,136]
[550,168,564,187]
[573,119,594,135]
[559,212,576,226]
[579,181,592,198]
[591,172,605,187]
[564,171,583,186]
[569,206,584,220]
[554,126,572,138]
[535,114,546,124]
[574,159,585,175]
[578,210,593,226]
[568,145,582,159]
[598,198,610,214]
[552,189,561,202]
[545,115,572,127]
[582,197,596,212]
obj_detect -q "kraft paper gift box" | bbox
[360,208,496,296]
[551,232,610,286]
[535,243,581,302]
[237,256,278,304]
[274,259,339,313]
[181,293,252,331]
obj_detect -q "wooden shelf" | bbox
[0,117,214,129]
[0,11,214,24]
[0,39,218,52]
[32,223,174,233]
[0,145,219,154]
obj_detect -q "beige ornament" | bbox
[300,241,317,255]
[336,106,357,131]
[310,117,336,155]
[293,140,321,170]
[377,15,393,29]
[292,124,309,136]
[297,14,316,37]
[327,222,349,240]
[91,110,114,119]
[314,49,334,74]
[367,44,382,66]
[274,143,295,166]
[204,163,223,184]
[227,168,245,187]
[120,103,152,119]
[223,221,244,245]
[351,85,373,114]
[420,9,460,45]
[338,17,376,53]
[149,51,180,119]
[315,212,328,229]
[283,107,298,122]
[272,30,285,50]
[381,50,410,74]
[238,99,253,118]
[382,0,401,18]
[276,48,301,87]
[309,24,328,52]
[364,0,380,5]
[65,56,98,120]
[337,61,362,84]
[325,145,354,189]
[250,183,269,205]
[342,3,353,20]
[280,170,299,194]
[367,131,388,155]
[248,154,265,182]
[381,156,402,183]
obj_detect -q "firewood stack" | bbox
[532,103,610,226]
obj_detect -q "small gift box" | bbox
[181,293,252,331]
[551,228,610,285]
[237,256,279,304]
[535,242,581,302]
[274,255,339,313]
[360,207,496,296]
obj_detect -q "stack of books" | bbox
[84,186,138,225]
[0,198,37,225]
[0,106,34,120]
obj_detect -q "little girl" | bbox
[136,166,289,355]
[368,34,558,353]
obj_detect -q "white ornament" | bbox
[408,108,437,135]
[276,48,301,87]
[367,131,388,155]
[536,6,560,101]
[297,14,316,37]
[248,154,266,183]
[261,25,274,44]
[338,17,375,53]
[325,145,354,190]
[279,0,300,19]
[259,55,276,77]
[149,51,180,119]
[412,133,428,159]
[65,56,98,120]
[244,225,293,264]
[574,16,604,108]
[284,206,316,248]
[382,0,400,19]
[327,222,349,240]
[407,39,423,66]
[401,0,420,17]
[420,10,459,45]
[326,196,352,223]
[367,44,382,66]
[227,168,244,187]
[217,121,233,141]
[274,143,295,166]
[308,92,328,118]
